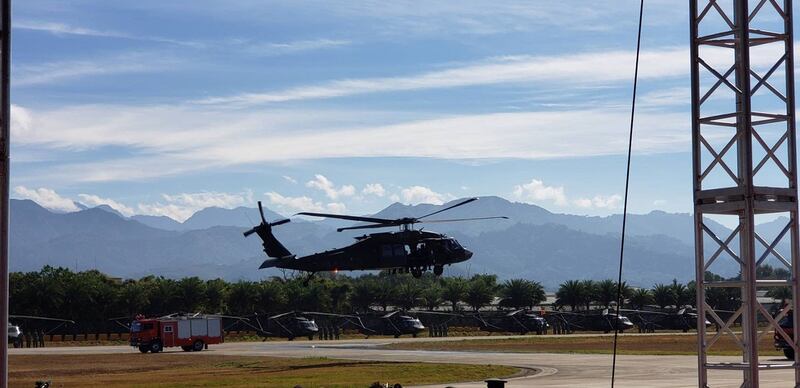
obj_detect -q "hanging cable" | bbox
[611,1,645,387]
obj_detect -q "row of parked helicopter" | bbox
[8,307,714,345]
[220,308,710,341]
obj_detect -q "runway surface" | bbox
[11,335,798,387]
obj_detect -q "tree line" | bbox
[10,264,791,331]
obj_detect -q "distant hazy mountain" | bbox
[131,214,183,231]
[132,206,285,231]
[8,196,747,288]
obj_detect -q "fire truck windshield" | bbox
[131,322,154,332]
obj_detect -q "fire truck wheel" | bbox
[784,348,795,360]
[181,346,192,352]
[192,340,204,352]
[150,341,162,353]
[138,345,149,353]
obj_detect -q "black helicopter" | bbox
[359,310,426,338]
[244,198,507,278]
[547,310,634,333]
[623,308,711,333]
[247,311,320,341]
[470,310,549,335]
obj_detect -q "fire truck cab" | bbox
[130,314,223,353]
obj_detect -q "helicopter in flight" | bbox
[244,198,507,279]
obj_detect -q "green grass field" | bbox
[10,353,518,387]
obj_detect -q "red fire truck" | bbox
[130,314,224,353]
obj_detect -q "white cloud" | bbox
[77,194,135,216]
[14,104,690,183]
[325,202,347,214]
[362,183,386,197]
[640,87,690,107]
[574,194,623,209]
[245,39,351,56]
[15,20,203,48]
[161,191,252,209]
[136,191,253,221]
[10,105,32,138]
[306,174,356,200]
[282,175,298,184]
[195,46,729,106]
[399,186,447,205]
[512,179,568,206]
[13,186,79,212]
[15,52,177,86]
[653,199,667,206]
[265,191,345,214]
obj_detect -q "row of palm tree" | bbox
[16,264,788,329]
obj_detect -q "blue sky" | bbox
[8,1,789,221]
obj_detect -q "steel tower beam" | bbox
[0,0,9,386]
[691,0,800,387]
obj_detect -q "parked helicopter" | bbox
[623,308,711,333]
[244,198,507,279]
[547,310,634,333]
[8,315,74,348]
[470,310,549,335]
[359,310,426,338]
[248,311,320,341]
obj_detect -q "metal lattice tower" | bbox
[691,0,800,386]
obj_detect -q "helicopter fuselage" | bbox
[272,230,472,274]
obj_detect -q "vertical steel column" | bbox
[0,0,9,387]
[691,0,799,387]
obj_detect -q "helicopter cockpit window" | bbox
[445,239,461,250]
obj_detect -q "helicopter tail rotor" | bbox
[243,201,295,261]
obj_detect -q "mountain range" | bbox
[8,196,766,290]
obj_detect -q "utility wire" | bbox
[611,1,645,387]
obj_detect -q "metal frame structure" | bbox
[0,0,9,386]
[691,0,800,386]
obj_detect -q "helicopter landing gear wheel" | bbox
[411,267,423,278]
[433,265,443,276]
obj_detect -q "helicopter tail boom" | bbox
[244,201,295,264]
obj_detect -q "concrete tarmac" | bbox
[10,336,798,387]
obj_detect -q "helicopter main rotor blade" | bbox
[296,212,396,224]
[337,223,396,232]
[418,216,509,224]
[257,201,267,224]
[417,197,478,220]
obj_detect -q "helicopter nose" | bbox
[464,249,473,259]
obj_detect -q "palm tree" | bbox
[499,279,545,309]
[628,288,652,310]
[205,278,228,313]
[581,280,597,310]
[670,279,690,307]
[225,280,259,316]
[420,284,443,311]
[595,279,617,308]
[464,276,496,311]
[556,280,585,311]
[652,283,673,309]
[441,277,467,311]
[395,281,422,310]
[176,276,207,312]
[349,280,377,312]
